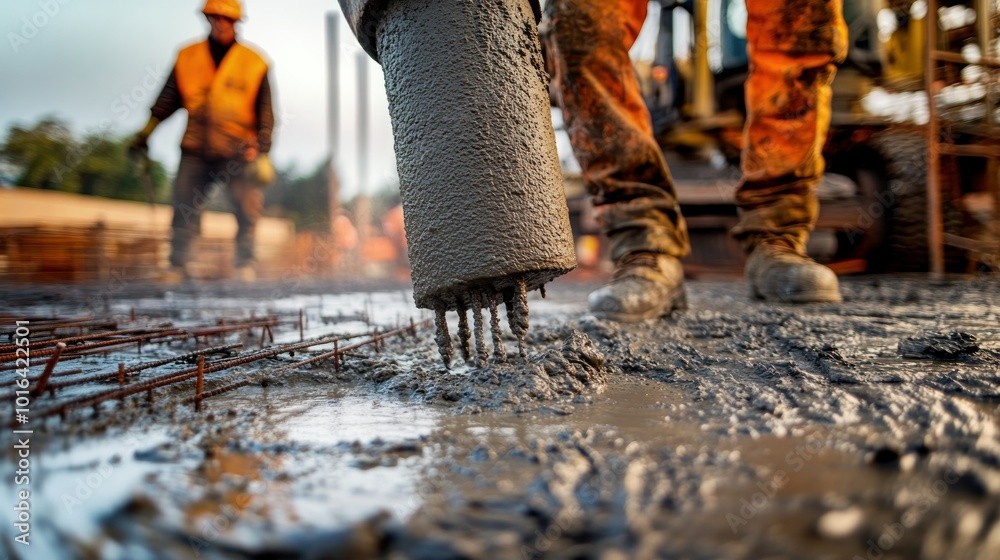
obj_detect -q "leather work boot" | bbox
[745,242,841,303]
[588,252,687,322]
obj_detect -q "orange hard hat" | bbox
[202,0,242,21]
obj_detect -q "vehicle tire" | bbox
[823,141,892,270]
[868,130,966,272]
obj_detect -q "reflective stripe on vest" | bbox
[175,40,268,159]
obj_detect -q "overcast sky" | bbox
[1,0,400,198]
[2,1,661,199]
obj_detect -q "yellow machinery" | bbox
[637,0,997,274]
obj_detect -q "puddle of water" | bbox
[702,433,902,557]
[431,380,708,457]
[283,395,439,446]
[212,386,441,447]
[0,428,173,558]
[154,387,442,549]
[0,387,443,556]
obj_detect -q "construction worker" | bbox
[542,0,847,320]
[130,0,276,283]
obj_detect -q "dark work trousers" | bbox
[168,153,264,269]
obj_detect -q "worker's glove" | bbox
[127,132,149,156]
[247,153,276,186]
[128,117,160,156]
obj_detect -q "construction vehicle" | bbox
[340,0,996,283]
[596,0,999,274]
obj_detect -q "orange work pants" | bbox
[542,0,848,258]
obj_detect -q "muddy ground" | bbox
[2,275,999,560]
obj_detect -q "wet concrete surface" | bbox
[2,275,999,559]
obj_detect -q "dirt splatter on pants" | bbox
[169,153,264,269]
[542,0,847,259]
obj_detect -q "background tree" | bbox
[1,117,75,190]
[1,117,170,203]
[341,180,401,225]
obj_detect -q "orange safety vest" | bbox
[174,40,268,160]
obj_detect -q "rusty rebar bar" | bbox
[0,330,186,363]
[333,339,340,371]
[180,320,431,406]
[181,318,284,339]
[1,317,103,332]
[69,338,176,358]
[2,321,118,341]
[926,0,944,275]
[0,327,160,353]
[30,342,66,397]
[31,329,385,420]
[0,368,83,389]
[24,341,235,394]
[195,355,205,412]
[0,354,81,372]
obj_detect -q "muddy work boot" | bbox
[588,252,687,322]
[745,242,841,303]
